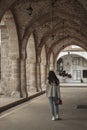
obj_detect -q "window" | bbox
[83,70,87,78]
[73,57,79,65]
[73,70,81,80]
[57,58,63,72]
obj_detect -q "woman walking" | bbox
[46,70,62,121]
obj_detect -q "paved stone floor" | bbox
[0,98,20,107]
[0,91,43,107]
[0,83,87,107]
[0,87,87,130]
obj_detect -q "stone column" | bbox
[41,64,46,90]
[28,63,37,94]
[1,26,8,96]
[1,26,20,97]
[47,60,50,75]
[36,61,42,91]
[10,58,20,97]
[26,60,30,92]
[20,59,28,98]
[50,64,54,70]
[1,26,21,97]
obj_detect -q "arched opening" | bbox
[41,45,46,90]
[56,45,87,84]
[26,33,37,95]
[0,10,20,97]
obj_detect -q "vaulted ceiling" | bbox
[0,0,87,57]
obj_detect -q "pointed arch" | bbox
[26,33,37,94]
[0,10,20,97]
[26,33,36,63]
[2,10,19,57]
[41,45,46,65]
[40,45,46,89]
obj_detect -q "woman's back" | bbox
[46,81,58,97]
[46,70,62,121]
[48,71,59,86]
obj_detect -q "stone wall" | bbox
[0,46,1,79]
[0,11,20,97]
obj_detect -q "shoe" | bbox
[52,116,55,121]
[56,117,61,120]
[55,114,59,119]
[56,114,61,120]
[57,118,61,120]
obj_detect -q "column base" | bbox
[11,91,20,98]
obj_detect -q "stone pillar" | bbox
[28,63,37,94]
[26,58,37,94]
[1,53,20,98]
[1,26,7,95]
[36,61,42,91]
[20,59,28,97]
[10,58,20,97]
[1,26,20,97]
[41,64,46,90]
[46,59,50,76]
[26,60,30,92]
[50,64,54,70]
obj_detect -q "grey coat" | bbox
[46,80,61,98]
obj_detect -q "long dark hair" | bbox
[48,71,59,85]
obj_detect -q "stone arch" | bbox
[38,26,87,60]
[46,37,87,73]
[26,33,37,94]
[58,52,87,60]
[40,45,46,90]
[57,54,87,83]
[0,10,20,97]
[39,25,87,51]
[54,43,87,73]
[23,3,86,45]
[54,39,87,62]
[48,36,87,60]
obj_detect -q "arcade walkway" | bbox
[0,87,87,130]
